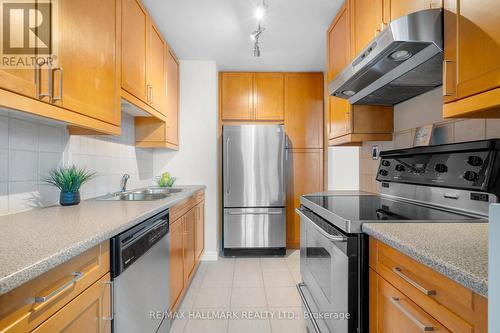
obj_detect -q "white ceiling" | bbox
[142,0,343,72]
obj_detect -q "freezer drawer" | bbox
[224,208,286,248]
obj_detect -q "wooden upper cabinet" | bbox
[443,0,500,118]
[121,0,148,103]
[0,69,36,100]
[220,72,254,121]
[351,0,384,55]
[166,48,179,146]
[254,73,285,121]
[284,73,324,149]
[327,2,352,141]
[148,23,167,115]
[52,0,119,125]
[388,0,441,21]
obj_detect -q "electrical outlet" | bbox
[372,145,379,160]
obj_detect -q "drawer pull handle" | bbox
[34,272,84,306]
[393,267,437,296]
[390,297,435,331]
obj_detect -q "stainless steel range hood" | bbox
[329,9,443,106]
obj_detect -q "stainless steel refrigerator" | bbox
[222,125,286,255]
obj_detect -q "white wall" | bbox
[0,111,153,215]
[328,147,360,190]
[153,60,219,260]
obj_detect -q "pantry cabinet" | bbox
[169,191,205,310]
[284,73,324,149]
[443,0,500,118]
[326,1,393,146]
[286,149,323,248]
[370,238,488,333]
[220,72,285,121]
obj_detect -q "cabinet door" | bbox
[286,149,323,248]
[121,0,148,103]
[327,3,352,140]
[166,49,179,146]
[148,23,167,114]
[284,73,324,149]
[220,72,254,121]
[0,69,36,99]
[169,218,184,310]
[195,202,205,261]
[183,210,196,283]
[443,0,500,103]
[377,276,451,333]
[389,0,437,21]
[31,274,111,333]
[52,0,118,125]
[254,73,284,121]
[351,0,384,55]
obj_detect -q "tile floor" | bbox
[169,250,307,333]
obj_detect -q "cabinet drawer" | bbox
[31,273,111,333]
[0,242,110,333]
[170,190,205,223]
[371,239,487,333]
[378,274,451,333]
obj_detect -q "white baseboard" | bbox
[200,251,218,261]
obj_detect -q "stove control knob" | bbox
[381,160,391,167]
[467,156,483,167]
[395,164,405,172]
[435,163,448,173]
[464,171,479,182]
[379,169,389,177]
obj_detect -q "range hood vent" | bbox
[329,9,443,106]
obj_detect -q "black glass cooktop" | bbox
[303,195,476,221]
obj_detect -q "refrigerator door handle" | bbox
[227,210,283,216]
[226,137,231,195]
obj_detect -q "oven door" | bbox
[297,207,359,333]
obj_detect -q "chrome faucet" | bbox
[120,174,130,192]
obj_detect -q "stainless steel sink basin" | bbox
[94,187,185,201]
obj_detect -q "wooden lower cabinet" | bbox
[370,238,488,333]
[195,202,205,262]
[32,274,111,333]
[169,193,205,310]
[286,149,323,248]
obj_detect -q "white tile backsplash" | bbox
[0,111,154,215]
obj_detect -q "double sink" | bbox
[96,187,184,201]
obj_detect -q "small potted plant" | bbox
[42,165,96,206]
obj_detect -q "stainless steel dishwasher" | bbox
[111,209,170,333]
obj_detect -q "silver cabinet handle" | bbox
[392,267,437,296]
[150,86,154,104]
[296,208,347,242]
[36,59,52,101]
[226,138,231,195]
[296,283,321,333]
[52,67,63,102]
[34,271,83,304]
[227,210,283,216]
[390,297,435,331]
[102,280,114,321]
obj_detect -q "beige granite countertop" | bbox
[362,223,488,297]
[0,185,205,296]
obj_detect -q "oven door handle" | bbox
[296,208,347,242]
[296,283,321,333]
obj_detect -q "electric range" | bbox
[296,139,499,333]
